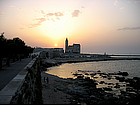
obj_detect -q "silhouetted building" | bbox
[34,47,64,59]
[65,38,80,54]
[45,48,64,58]
[65,38,69,53]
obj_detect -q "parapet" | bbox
[0,56,42,104]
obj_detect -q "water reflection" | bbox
[46,60,140,78]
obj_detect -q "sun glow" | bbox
[54,43,58,47]
[39,15,75,40]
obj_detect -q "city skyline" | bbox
[0,0,140,54]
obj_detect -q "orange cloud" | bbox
[29,18,46,28]
[72,10,81,17]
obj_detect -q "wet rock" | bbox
[108,77,112,80]
[77,75,84,79]
[114,83,120,88]
[121,90,126,94]
[115,76,125,82]
[103,87,112,91]
[126,77,140,90]
[102,75,107,78]
[118,71,129,76]
[73,73,82,77]
[108,86,113,88]
[90,73,96,77]
[108,83,114,85]
[126,87,134,92]
[45,68,140,104]
[85,73,89,75]
[133,77,140,81]
[94,76,98,79]
[99,81,105,84]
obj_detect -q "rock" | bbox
[103,87,112,91]
[132,78,140,90]
[115,76,125,82]
[118,71,129,76]
[73,73,82,77]
[99,81,105,84]
[108,77,112,80]
[133,77,140,80]
[108,83,114,85]
[85,73,89,75]
[102,75,107,78]
[77,75,84,79]
[121,91,126,94]
[114,83,120,88]
[90,73,96,77]
[126,77,140,90]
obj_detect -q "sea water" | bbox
[46,60,140,78]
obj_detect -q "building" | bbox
[34,47,64,59]
[44,48,64,58]
[65,38,80,54]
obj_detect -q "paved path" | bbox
[0,58,32,90]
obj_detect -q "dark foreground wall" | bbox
[0,57,42,104]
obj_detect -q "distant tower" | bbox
[65,38,68,53]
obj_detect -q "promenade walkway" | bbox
[0,57,32,90]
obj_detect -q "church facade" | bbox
[65,38,80,54]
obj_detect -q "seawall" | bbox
[0,57,42,104]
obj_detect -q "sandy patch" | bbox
[41,72,73,104]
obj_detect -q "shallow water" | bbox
[46,60,140,78]
[46,60,140,94]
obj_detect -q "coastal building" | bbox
[34,47,64,59]
[44,48,64,58]
[65,38,81,54]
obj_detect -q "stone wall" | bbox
[0,57,42,104]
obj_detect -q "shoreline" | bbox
[41,71,140,105]
[41,57,140,69]
[41,57,140,105]
[41,72,74,104]
[54,57,140,63]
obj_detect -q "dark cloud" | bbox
[117,27,140,31]
[72,10,81,17]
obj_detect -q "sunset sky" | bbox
[0,0,140,54]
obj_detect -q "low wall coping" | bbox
[0,57,38,104]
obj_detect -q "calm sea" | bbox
[46,60,140,78]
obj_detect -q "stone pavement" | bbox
[0,57,32,91]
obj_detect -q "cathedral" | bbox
[65,38,80,54]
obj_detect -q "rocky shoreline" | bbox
[42,73,140,105]
[41,58,140,105]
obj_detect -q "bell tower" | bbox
[65,38,68,53]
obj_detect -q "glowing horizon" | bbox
[0,0,140,54]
